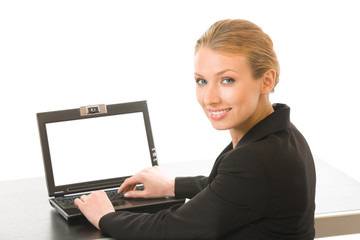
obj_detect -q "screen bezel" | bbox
[37,101,157,197]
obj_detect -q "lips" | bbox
[208,108,232,120]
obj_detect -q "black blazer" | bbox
[99,104,316,240]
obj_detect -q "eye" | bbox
[222,78,235,84]
[196,78,207,85]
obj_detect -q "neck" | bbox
[230,98,274,148]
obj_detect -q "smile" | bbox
[208,108,232,120]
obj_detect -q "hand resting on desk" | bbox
[118,166,175,198]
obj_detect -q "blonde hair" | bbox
[195,19,280,91]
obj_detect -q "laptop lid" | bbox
[37,101,158,198]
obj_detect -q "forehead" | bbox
[194,47,250,75]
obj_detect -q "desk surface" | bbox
[1,158,360,239]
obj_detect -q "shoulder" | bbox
[220,123,313,176]
[216,145,268,192]
[218,145,265,173]
[244,123,311,162]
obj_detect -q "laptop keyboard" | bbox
[53,189,125,210]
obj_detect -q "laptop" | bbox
[37,101,184,221]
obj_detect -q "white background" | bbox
[1,0,359,185]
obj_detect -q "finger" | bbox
[94,190,109,199]
[74,198,84,210]
[118,175,143,193]
[118,183,136,194]
[80,194,88,201]
[94,190,107,196]
[124,190,149,198]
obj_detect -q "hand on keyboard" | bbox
[54,189,125,210]
[118,166,175,199]
[74,190,115,230]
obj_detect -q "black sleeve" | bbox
[99,149,268,240]
[174,176,208,199]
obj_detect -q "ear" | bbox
[260,69,276,94]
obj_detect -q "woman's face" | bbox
[194,47,265,133]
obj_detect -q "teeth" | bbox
[209,109,230,115]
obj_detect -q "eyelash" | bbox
[195,78,207,85]
[195,77,235,85]
[222,78,235,84]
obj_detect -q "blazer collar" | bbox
[236,103,291,148]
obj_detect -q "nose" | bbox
[204,83,221,106]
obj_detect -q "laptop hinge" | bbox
[54,191,65,197]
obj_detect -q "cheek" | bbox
[224,84,259,107]
[221,87,245,105]
[196,88,204,106]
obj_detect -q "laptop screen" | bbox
[46,112,151,186]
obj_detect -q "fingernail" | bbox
[124,193,131,198]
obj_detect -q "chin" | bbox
[210,121,230,131]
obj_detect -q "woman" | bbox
[75,19,316,239]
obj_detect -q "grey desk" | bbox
[1,158,360,239]
[313,159,360,238]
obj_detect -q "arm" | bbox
[99,149,268,239]
[75,166,208,229]
[117,166,209,199]
[175,176,209,199]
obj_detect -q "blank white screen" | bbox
[46,112,151,186]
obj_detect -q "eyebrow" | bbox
[194,69,237,78]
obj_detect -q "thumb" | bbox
[124,190,149,199]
